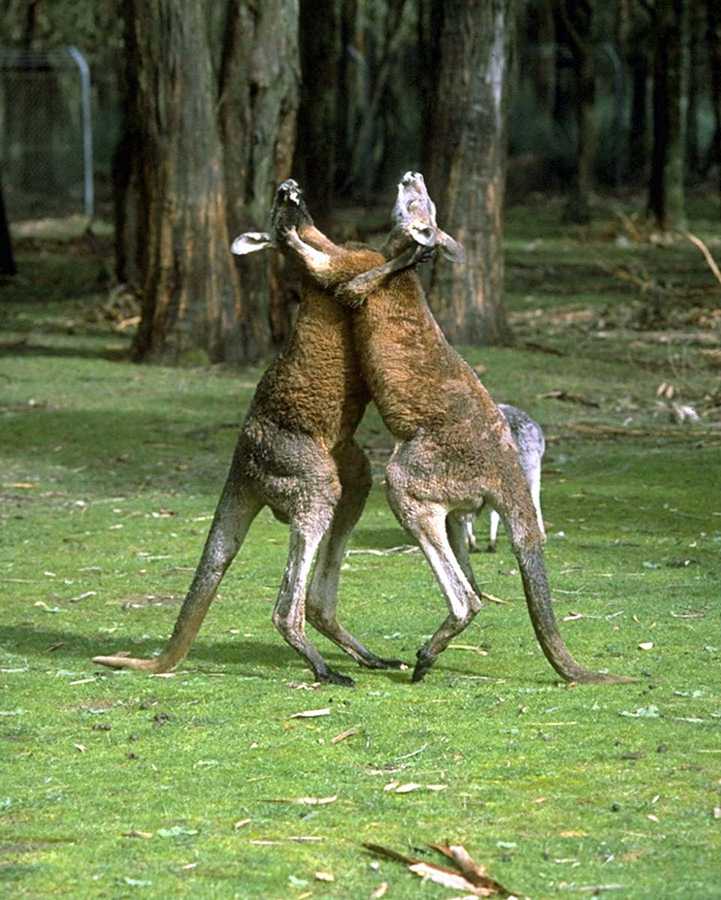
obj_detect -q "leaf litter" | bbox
[363,842,517,897]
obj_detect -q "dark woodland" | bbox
[1,0,720,359]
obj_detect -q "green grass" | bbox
[2,200,721,898]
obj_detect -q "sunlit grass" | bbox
[2,202,720,897]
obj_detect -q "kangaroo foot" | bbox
[316,668,356,688]
[92,653,173,673]
[359,654,408,671]
[411,648,436,683]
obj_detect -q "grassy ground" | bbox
[1,197,720,898]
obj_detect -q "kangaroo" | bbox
[281,172,632,685]
[463,403,545,554]
[93,179,418,685]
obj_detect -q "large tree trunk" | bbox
[686,0,703,176]
[294,0,339,220]
[648,0,688,231]
[218,0,300,349]
[558,0,595,223]
[707,0,721,198]
[128,0,244,364]
[425,0,514,346]
[0,177,16,276]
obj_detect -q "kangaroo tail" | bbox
[516,542,635,684]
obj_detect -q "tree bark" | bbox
[686,0,703,176]
[125,0,298,364]
[426,0,514,346]
[706,0,721,197]
[648,0,688,230]
[558,0,595,223]
[294,0,339,219]
[218,0,300,348]
[0,175,16,276]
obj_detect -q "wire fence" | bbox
[0,46,94,221]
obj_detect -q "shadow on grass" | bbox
[0,624,440,682]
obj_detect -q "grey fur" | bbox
[463,403,545,553]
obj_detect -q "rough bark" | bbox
[649,0,688,230]
[707,0,721,196]
[218,0,300,348]
[426,0,514,346]
[127,0,245,365]
[295,0,339,219]
[0,176,16,276]
[558,0,595,223]
[686,0,703,176]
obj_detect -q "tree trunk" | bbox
[218,0,300,349]
[686,0,702,176]
[627,46,650,183]
[426,0,514,346]
[335,0,360,193]
[706,0,721,197]
[0,176,16,276]
[127,0,246,365]
[559,0,595,223]
[294,0,339,220]
[648,0,688,230]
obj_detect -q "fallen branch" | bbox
[683,231,721,288]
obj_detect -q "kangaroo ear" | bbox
[231,232,275,256]
[437,230,464,264]
[407,222,437,247]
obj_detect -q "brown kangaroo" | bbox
[93,180,416,685]
[282,172,632,685]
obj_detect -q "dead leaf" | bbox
[293,795,337,806]
[74,743,87,753]
[638,642,654,651]
[409,861,481,893]
[563,612,584,622]
[713,806,721,819]
[289,707,331,719]
[363,842,514,897]
[331,726,360,744]
[315,871,334,882]
[450,644,489,657]
[559,830,588,838]
[122,830,153,839]
[394,783,422,794]
[233,818,251,830]
[371,883,389,899]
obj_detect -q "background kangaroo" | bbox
[463,403,545,554]
[93,180,411,685]
[283,172,632,685]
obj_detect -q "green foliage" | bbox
[2,205,720,897]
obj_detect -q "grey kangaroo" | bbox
[463,403,545,554]
[281,172,632,685]
[93,180,425,685]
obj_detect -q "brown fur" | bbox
[92,182,403,685]
[283,173,632,685]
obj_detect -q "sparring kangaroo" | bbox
[282,172,632,685]
[93,180,424,685]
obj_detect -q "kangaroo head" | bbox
[231,178,313,257]
[385,171,464,264]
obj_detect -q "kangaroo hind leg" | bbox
[93,477,262,673]
[306,443,407,671]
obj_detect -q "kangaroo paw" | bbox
[411,648,436,683]
[317,669,356,688]
[92,654,173,674]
